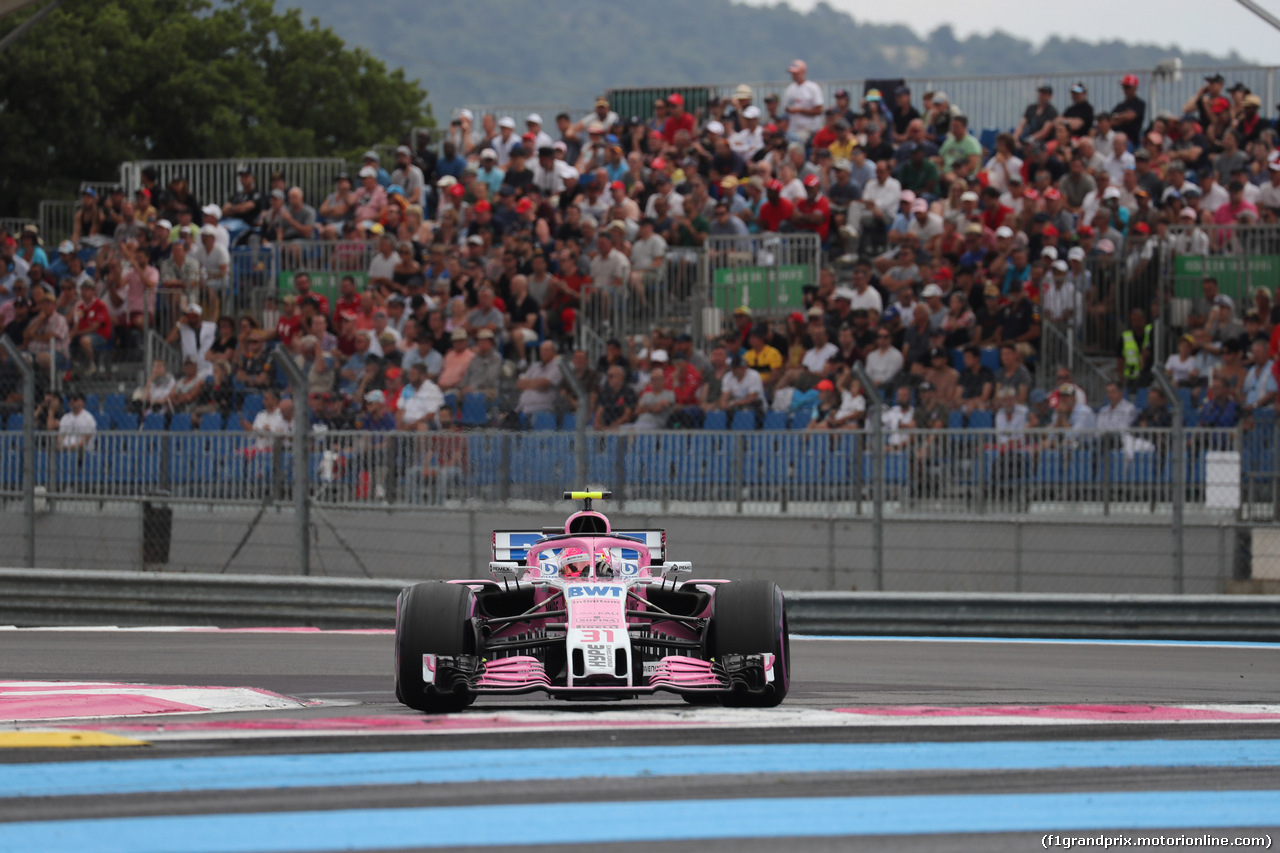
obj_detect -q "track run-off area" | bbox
[1,627,1279,852]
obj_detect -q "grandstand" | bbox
[1,59,1279,518]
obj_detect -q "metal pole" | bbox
[556,354,590,487]
[271,349,310,576]
[853,363,884,589]
[1,338,34,567]
[1152,366,1184,593]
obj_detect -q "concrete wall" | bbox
[0,502,1238,595]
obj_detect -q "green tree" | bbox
[0,0,432,218]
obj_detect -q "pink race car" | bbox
[394,491,789,712]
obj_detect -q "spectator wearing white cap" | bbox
[389,145,425,206]
[201,204,230,252]
[729,106,765,161]
[1041,260,1076,326]
[192,224,230,304]
[782,59,823,142]
[525,113,555,154]
[476,149,506,196]
[353,167,388,228]
[165,302,217,379]
[362,149,391,187]
[492,116,521,167]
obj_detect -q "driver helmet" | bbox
[595,549,614,578]
[560,546,591,579]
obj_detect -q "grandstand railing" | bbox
[119,159,348,221]
[604,64,1277,143]
[704,232,820,319]
[38,200,76,247]
[0,218,36,238]
[575,250,708,361]
[0,426,1247,518]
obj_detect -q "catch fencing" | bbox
[0,424,1262,592]
[0,425,1246,515]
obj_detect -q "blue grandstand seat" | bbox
[241,393,264,422]
[92,412,110,430]
[978,128,999,153]
[5,414,20,432]
[112,410,138,430]
[141,412,166,431]
[443,392,458,414]
[199,412,223,431]
[1133,387,1149,411]
[1184,406,1201,427]
[980,349,1000,372]
[968,410,993,430]
[103,393,127,414]
[730,410,756,431]
[85,393,99,413]
[224,413,242,431]
[761,411,788,431]
[560,412,576,432]
[789,408,813,430]
[702,410,727,431]
[948,410,966,429]
[168,413,192,432]
[951,349,966,371]
[460,393,489,426]
[1176,388,1194,412]
[531,411,557,432]
[1037,450,1094,484]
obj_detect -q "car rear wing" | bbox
[492,530,666,563]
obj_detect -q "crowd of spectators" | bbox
[4,59,1280,451]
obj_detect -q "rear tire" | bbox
[709,580,790,707]
[395,581,477,713]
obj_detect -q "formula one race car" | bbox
[394,491,789,712]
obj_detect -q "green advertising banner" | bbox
[1173,256,1280,300]
[277,271,369,306]
[711,265,808,313]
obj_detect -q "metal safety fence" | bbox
[0,426,1246,514]
[119,159,348,219]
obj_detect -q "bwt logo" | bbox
[566,585,624,598]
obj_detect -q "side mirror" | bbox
[659,561,692,578]
[488,561,521,582]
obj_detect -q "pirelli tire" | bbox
[708,580,790,707]
[394,581,477,713]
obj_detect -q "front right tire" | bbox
[394,581,477,713]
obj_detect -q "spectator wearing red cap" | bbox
[757,180,793,233]
[791,174,831,242]
[661,93,695,145]
[808,378,864,430]
[1112,75,1146,146]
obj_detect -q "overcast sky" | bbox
[743,0,1279,63]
